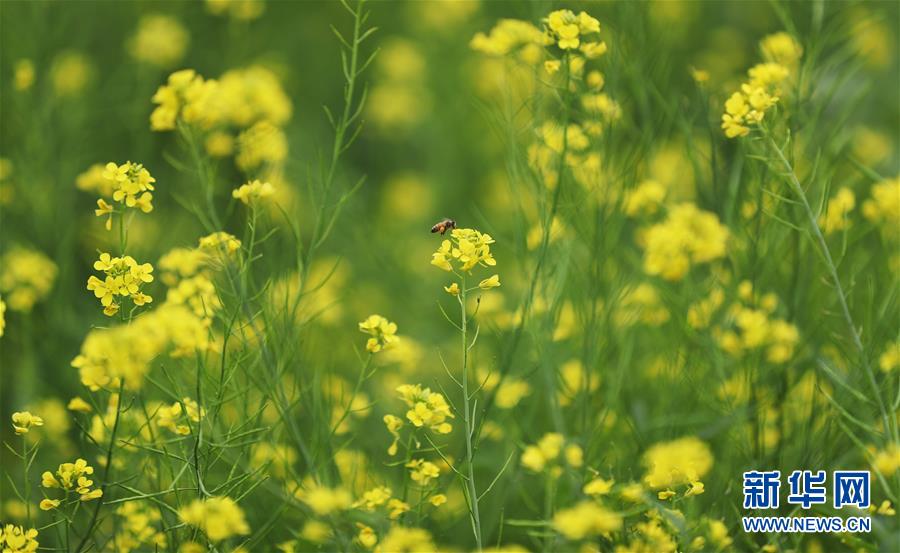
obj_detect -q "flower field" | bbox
[0,1,898,552]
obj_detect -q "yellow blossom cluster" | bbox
[819,187,856,234]
[640,203,729,281]
[232,179,275,205]
[760,31,803,68]
[396,383,453,434]
[641,436,713,490]
[11,411,43,435]
[431,227,497,273]
[470,19,549,61]
[178,496,250,542]
[862,176,899,238]
[103,161,155,210]
[358,314,399,353]
[405,458,441,486]
[155,398,203,435]
[376,527,436,553]
[206,0,265,21]
[40,458,103,508]
[520,432,583,475]
[151,65,292,177]
[113,501,168,553]
[709,282,800,363]
[199,231,242,255]
[72,303,210,390]
[295,482,352,516]
[0,525,39,553]
[722,34,796,138]
[0,246,58,312]
[544,9,605,57]
[553,501,622,541]
[86,252,154,316]
[128,14,188,68]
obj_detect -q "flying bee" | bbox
[430,218,457,235]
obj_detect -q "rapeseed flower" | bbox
[0,247,58,312]
[396,384,453,433]
[0,525,39,553]
[86,252,154,316]
[41,458,103,503]
[552,501,622,540]
[178,496,250,542]
[431,227,496,273]
[406,459,441,486]
[11,411,43,435]
[376,527,436,553]
[642,436,713,489]
[358,314,399,352]
[128,14,189,67]
[641,203,728,281]
[232,179,275,204]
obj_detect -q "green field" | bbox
[0,1,898,552]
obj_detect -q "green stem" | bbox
[766,135,893,441]
[460,276,483,551]
[75,380,126,553]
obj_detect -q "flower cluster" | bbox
[405,458,441,486]
[155,398,203,435]
[72,304,209,391]
[232,179,275,205]
[11,411,43,435]
[0,525,39,553]
[819,187,856,235]
[431,227,497,273]
[396,384,453,434]
[150,69,218,131]
[199,231,242,255]
[86,252,154,316]
[178,496,250,542]
[40,458,103,507]
[521,432,583,475]
[128,14,188,68]
[640,203,729,281]
[641,436,713,493]
[722,34,797,138]
[358,314,398,353]
[113,501,168,552]
[862,176,899,238]
[544,9,605,57]
[553,501,622,541]
[0,246,58,312]
[295,482,352,516]
[102,161,156,211]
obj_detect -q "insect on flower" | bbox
[430,218,456,235]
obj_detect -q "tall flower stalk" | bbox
[432,227,501,550]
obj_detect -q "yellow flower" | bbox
[39,499,60,511]
[429,494,447,506]
[354,486,392,510]
[13,59,35,91]
[0,247,58,312]
[387,498,410,519]
[41,459,102,503]
[102,161,156,213]
[430,227,497,273]
[11,411,43,435]
[760,32,803,68]
[178,497,250,542]
[878,341,900,373]
[478,274,501,290]
[552,501,622,540]
[405,459,441,486]
[232,179,275,205]
[296,483,352,516]
[383,414,403,455]
[356,524,377,549]
[583,477,614,496]
[128,14,189,67]
[685,481,705,497]
[641,203,729,281]
[444,282,460,296]
[396,384,453,434]
[658,489,676,500]
[642,436,713,489]
[67,397,92,413]
[0,525,39,553]
[358,314,399,352]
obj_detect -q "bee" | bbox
[430,218,457,235]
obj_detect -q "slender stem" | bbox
[75,380,126,553]
[23,440,31,524]
[460,276,483,551]
[766,135,893,440]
